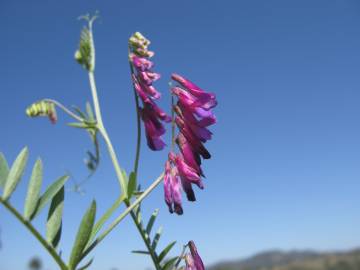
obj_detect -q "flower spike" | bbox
[129,32,170,151]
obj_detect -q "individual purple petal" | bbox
[188,241,205,270]
[175,155,204,189]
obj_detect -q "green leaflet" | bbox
[127,172,137,199]
[0,153,9,189]
[87,194,125,245]
[67,122,88,129]
[68,200,96,270]
[162,257,179,270]
[151,226,163,250]
[85,102,95,122]
[2,147,29,200]
[24,159,43,220]
[146,209,159,235]
[77,258,94,270]
[31,175,69,220]
[132,250,150,255]
[46,186,64,248]
[158,241,177,262]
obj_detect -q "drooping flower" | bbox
[129,32,170,151]
[188,241,205,270]
[163,74,217,214]
[163,159,183,215]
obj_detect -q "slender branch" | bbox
[0,198,68,270]
[43,99,84,122]
[79,173,164,261]
[128,54,142,176]
[88,71,127,192]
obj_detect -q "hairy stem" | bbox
[0,198,68,270]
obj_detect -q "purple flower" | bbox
[164,159,183,215]
[163,74,217,214]
[129,32,170,151]
[188,241,205,270]
[185,253,196,270]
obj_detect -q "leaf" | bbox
[121,169,128,192]
[151,226,163,250]
[162,257,179,270]
[24,159,43,220]
[85,102,95,122]
[77,258,94,270]
[88,195,125,245]
[0,153,9,189]
[158,241,177,262]
[146,209,159,235]
[46,186,64,248]
[32,175,69,220]
[67,122,88,129]
[132,250,150,255]
[127,172,137,199]
[72,106,87,119]
[2,147,29,200]
[69,200,96,270]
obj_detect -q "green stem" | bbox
[0,198,68,270]
[128,59,142,176]
[88,71,127,192]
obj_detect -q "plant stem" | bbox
[43,99,84,122]
[88,71,127,192]
[128,58,142,176]
[0,198,68,270]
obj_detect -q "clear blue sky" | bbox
[1,1,360,269]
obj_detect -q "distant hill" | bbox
[208,249,360,270]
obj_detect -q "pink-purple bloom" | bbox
[129,32,170,151]
[163,74,217,214]
[188,241,205,270]
[184,241,205,270]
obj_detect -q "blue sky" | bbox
[1,0,360,269]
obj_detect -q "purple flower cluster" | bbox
[129,32,170,151]
[185,241,205,270]
[164,74,217,215]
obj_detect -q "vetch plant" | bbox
[0,14,216,270]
